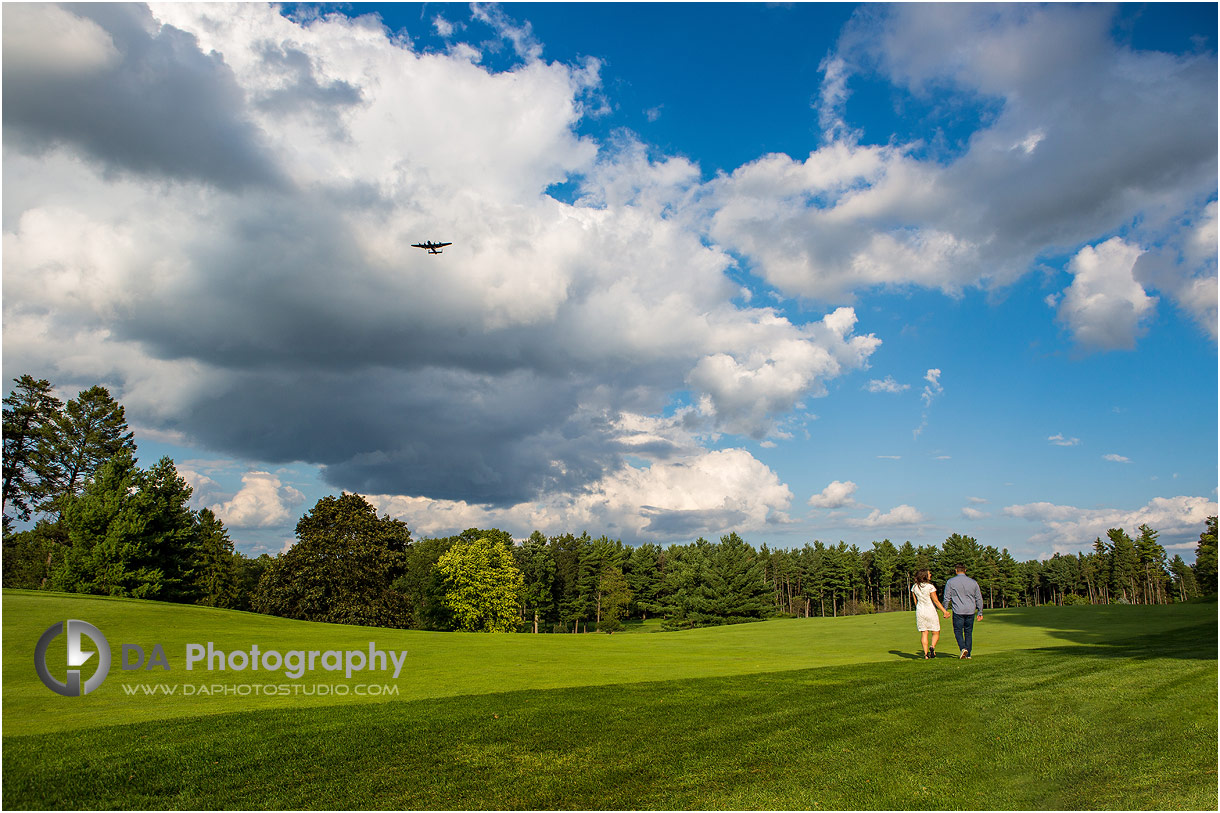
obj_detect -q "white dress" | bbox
[912,582,941,632]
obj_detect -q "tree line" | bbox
[4,375,1217,631]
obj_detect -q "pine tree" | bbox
[194,508,239,608]
[2,375,63,524]
[625,543,664,620]
[517,531,556,632]
[1108,528,1140,603]
[1192,516,1217,596]
[41,385,136,517]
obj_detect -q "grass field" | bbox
[3,589,1216,809]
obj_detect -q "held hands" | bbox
[942,611,950,618]
[976,613,983,621]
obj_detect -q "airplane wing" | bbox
[437,242,452,248]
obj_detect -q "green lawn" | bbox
[3,589,1216,809]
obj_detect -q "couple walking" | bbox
[910,565,984,659]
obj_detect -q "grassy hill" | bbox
[3,589,1216,809]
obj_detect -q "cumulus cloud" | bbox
[1048,434,1081,447]
[1057,238,1157,351]
[847,504,925,528]
[808,480,859,509]
[369,444,794,543]
[1102,453,1131,463]
[961,506,990,520]
[210,471,306,529]
[3,3,879,518]
[3,3,283,190]
[706,4,1216,322]
[866,375,908,393]
[1003,495,1218,552]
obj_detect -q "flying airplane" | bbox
[412,240,452,254]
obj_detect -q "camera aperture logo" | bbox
[35,619,111,696]
[34,619,409,697]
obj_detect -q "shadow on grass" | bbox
[984,600,1216,660]
[887,649,926,660]
[1023,618,1214,661]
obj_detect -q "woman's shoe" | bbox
[929,648,936,658]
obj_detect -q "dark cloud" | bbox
[176,365,622,506]
[3,3,282,190]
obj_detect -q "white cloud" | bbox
[1057,238,1157,351]
[210,471,307,529]
[1003,495,1218,552]
[866,375,909,393]
[370,444,793,543]
[1102,453,1131,463]
[1048,434,1081,447]
[914,368,943,437]
[2,3,121,78]
[847,504,925,528]
[920,368,943,407]
[808,480,859,509]
[706,3,1215,341]
[1134,200,1218,339]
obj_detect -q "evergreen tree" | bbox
[869,539,899,611]
[1168,554,1199,602]
[52,451,198,600]
[2,519,67,588]
[194,508,239,608]
[2,375,62,524]
[1107,528,1140,603]
[551,532,591,632]
[517,531,556,632]
[41,385,136,517]
[625,542,664,620]
[697,532,769,621]
[1192,516,1217,596]
[1133,524,1168,605]
[596,565,632,631]
[941,533,981,581]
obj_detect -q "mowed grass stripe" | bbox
[4,590,1210,736]
[4,621,1215,811]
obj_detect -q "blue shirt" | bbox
[943,574,984,616]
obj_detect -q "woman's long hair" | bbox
[914,568,931,585]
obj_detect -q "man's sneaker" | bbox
[959,649,967,659]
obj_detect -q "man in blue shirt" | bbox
[943,564,984,658]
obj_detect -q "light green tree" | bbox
[437,536,524,632]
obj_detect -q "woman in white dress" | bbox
[911,568,950,659]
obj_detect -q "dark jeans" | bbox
[952,612,976,654]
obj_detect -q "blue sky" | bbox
[3,2,1216,560]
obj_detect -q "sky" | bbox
[3,2,1216,561]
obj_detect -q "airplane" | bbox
[412,240,452,254]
